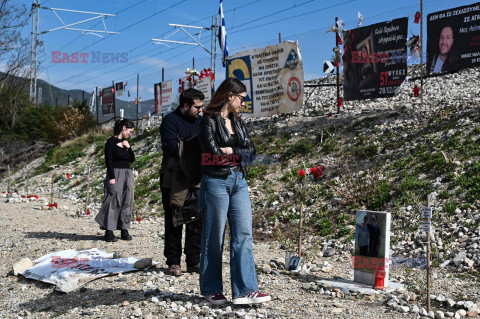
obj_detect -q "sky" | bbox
[15,0,478,103]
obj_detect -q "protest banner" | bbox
[101,86,114,115]
[342,18,408,101]
[226,41,304,118]
[427,2,480,74]
[196,76,214,105]
[154,80,173,114]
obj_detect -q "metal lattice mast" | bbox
[29,2,119,104]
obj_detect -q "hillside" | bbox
[1,67,480,316]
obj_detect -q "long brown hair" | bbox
[203,77,246,119]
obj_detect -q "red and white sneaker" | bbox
[232,291,271,305]
[205,293,228,305]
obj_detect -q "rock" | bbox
[467,308,480,317]
[411,305,420,314]
[78,242,94,250]
[323,247,335,257]
[131,308,142,317]
[445,312,454,318]
[331,308,343,314]
[437,295,446,302]
[447,299,456,307]
[398,306,410,313]
[453,252,467,266]
[12,258,34,275]
[134,258,153,269]
[435,311,445,319]
[457,310,467,317]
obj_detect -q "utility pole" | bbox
[112,80,116,119]
[335,17,341,114]
[153,20,218,84]
[30,0,40,103]
[211,16,218,86]
[29,3,118,104]
[420,0,424,105]
[161,68,165,120]
[95,86,99,124]
[136,73,139,121]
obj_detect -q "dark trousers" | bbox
[161,183,201,267]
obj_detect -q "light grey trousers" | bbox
[95,168,134,231]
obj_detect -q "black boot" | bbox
[121,229,132,241]
[104,230,118,242]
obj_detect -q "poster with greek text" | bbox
[342,18,408,101]
[197,76,214,106]
[225,41,303,118]
[155,80,173,114]
[101,86,114,115]
[427,2,480,74]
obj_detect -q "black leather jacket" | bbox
[199,113,256,177]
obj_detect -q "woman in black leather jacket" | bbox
[197,78,271,305]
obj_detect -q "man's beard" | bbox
[184,110,197,121]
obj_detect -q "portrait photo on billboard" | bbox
[427,2,480,74]
[342,18,408,101]
[354,210,390,274]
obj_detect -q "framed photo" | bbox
[287,256,302,271]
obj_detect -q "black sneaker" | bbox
[104,230,118,242]
[121,229,132,241]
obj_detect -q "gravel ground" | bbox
[4,198,468,319]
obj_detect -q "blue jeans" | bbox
[199,171,259,299]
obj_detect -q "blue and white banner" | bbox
[218,0,228,67]
[226,41,304,118]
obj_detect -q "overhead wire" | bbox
[50,0,268,86]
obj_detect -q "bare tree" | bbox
[0,0,32,129]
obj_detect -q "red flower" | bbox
[338,98,343,107]
[35,195,39,199]
[48,203,53,208]
[66,173,71,179]
[310,165,324,179]
[414,12,421,24]
[53,202,58,208]
[297,169,306,177]
[136,217,142,222]
[22,195,26,198]
[86,208,90,216]
[328,113,332,117]
[413,86,420,97]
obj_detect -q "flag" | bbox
[218,0,228,67]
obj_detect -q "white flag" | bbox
[218,0,228,67]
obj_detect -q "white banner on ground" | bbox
[20,248,146,293]
[226,41,304,118]
[197,76,213,106]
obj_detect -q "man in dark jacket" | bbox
[160,88,204,276]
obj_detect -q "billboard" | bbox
[154,80,173,114]
[101,86,114,115]
[342,18,408,101]
[226,41,304,118]
[427,2,480,74]
[196,76,214,106]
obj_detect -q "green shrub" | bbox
[442,201,457,215]
[316,217,333,236]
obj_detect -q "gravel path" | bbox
[0,198,473,319]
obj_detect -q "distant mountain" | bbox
[0,72,170,120]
